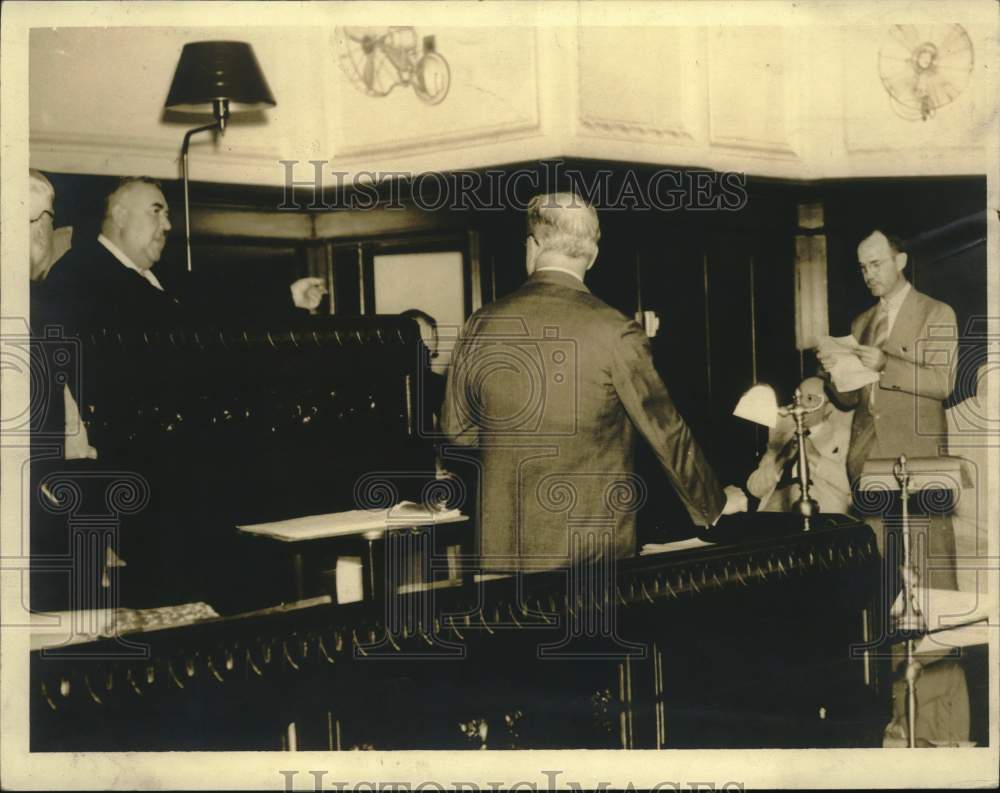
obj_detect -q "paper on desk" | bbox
[237,501,466,542]
[640,536,713,555]
[816,334,880,392]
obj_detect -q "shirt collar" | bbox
[810,416,832,448]
[880,280,910,312]
[535,265,585,282]
[528,267,590,294]
[98,234,163,291]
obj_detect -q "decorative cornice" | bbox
[30,131,284,169]
[706,134,799,158]
[333,116,543,160]
[577,116,697,145]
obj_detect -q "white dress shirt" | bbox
[870,281,910,406]
[747,408,853,514]
[880,280,910,337]
[536,265,584,282]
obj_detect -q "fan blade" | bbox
[883,72,919,104]
[890,24,924,53]
[363,54,376,89]
[938,25,966,58]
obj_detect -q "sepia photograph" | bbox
[1,1,997,789]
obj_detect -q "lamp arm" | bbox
[180,121,221,157]
[179,120,222,273]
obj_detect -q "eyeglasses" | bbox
[30,209,54,224]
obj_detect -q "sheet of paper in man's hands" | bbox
[817,335,880,392]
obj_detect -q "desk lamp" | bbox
[165,41,276,271]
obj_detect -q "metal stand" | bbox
[179,99,229,272]
[893,454,922,748]
[779,387,823,531]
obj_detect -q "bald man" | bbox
[746,376,853,514]
[42,176,326,333]
[442,192,746,573]
[41,177,182,331]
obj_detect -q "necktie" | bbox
[870,303,890,346]
[868,304,889,407]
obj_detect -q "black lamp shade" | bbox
[165,41,276,113]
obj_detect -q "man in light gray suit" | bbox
[442,192,745,573]
[820,229,959,589]
[819,229,967,746]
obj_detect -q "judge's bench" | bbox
[29,316,887,750]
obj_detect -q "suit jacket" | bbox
[746,407,853,514]
[441,268,725,572]
[827,286,957,485]
[36,238,304,335]
[37,239,183,334]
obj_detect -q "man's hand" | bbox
[721,484,749,516]
[815,350,837,376]
[290,277,327,311]
[856,344,888,371]
[774,437,797,470]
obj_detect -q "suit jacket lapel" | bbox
[885,287,921,347]
[858,305,881,345]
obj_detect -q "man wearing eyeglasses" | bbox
[819,229,967,747]
[818,229,959,589]
[29,169,72,283]
[29,170,95,462]
[746,376,853,515]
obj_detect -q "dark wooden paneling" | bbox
[45,167,986,534]
[705,231,758,483]
[821,178,987,404]
[822,177,986,336]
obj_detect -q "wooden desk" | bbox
[237,506,469,603]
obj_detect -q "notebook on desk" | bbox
[236,501,467,542]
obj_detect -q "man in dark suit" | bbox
[401,307,446,434]
[32,176,329,607]
[441,192,746,573]
[39,176,186,333]
[40,176,327,333]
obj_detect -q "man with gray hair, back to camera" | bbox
[442,192,746,575]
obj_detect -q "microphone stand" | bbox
[893,454,922,748]
[778,387,824,531]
